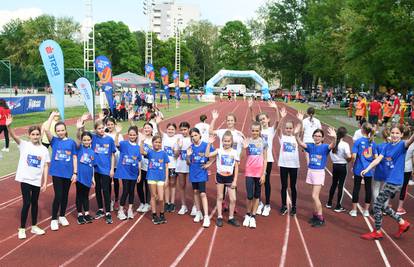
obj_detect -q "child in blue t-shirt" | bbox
[295,112,337,227]
[372,129,390,202]
[114,125,142,221]
[360,125,414,240]
[186,128,214,228]
[140,135,170,225]
[75,130,95,225]
[44,111,77,231]
[350,123,377,217]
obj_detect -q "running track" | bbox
[0,100,413,266]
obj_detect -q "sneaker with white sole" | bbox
[178,205,188,215]
[243,215,251,227]
[58,216,69,226]
[193,211,203,223]
[190,205,197,216]
[362,210,370,217]
[409,180,414,186]
[257,202,264,215]
[136,203,145,213]
[117,209,127,220]
[349,210,357,217]
[202,216,211,228]
[50,220,59,231]
[30,225,45,235]
[396,208,407,215]
[1,148,9,152]
[262,205,271,217]
[249,217,257,228]
[18,228,26,239]
[127,209,134,219]
[143,203,151,212]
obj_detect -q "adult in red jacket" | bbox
[0,99,11,152]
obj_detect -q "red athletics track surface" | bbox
[0,100,413,266]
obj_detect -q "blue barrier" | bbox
[3,96,46,115]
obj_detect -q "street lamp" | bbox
[0,60,12,97]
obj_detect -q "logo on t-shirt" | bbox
[122,155,137,166]
[80,153,93,167]
[310,154,322,166]
[180,150,187,160]
[385,157,394,169]
[363,147,372,158]
[27,155,41,168]
[221,155,235,166]
[193,152,206,164]
[149,158,164,170]
[55,150,71,161]
[95,144,109,154]
[164,146,174,157]
[262,134,268,143]
[248,144,262,155]
[283,142,296,152]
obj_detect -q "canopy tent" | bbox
[112,71,157,88]
[168,81,187,88]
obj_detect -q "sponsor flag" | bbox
[160,67,170,100]
[75,77,94,117]
[145,63,156,99]
[94,55,114,111]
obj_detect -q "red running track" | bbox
[0,100,413,267]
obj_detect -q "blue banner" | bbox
[95,55,114,111]
[184,72,190,95]
[39,40,65,120]
[145,63,156,100]
[75,77,94,117]
[4,96,46,115]
[160,67,170,100]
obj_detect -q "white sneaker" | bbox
[136,203,145,213]
[110,200,115,212]
[1,148,9,152]
[50,220,59,231]
[202,216,211,228]
[127,209,134,219]
[178,205,188,215]
[249,217,257,228]
[193,211,203,223]
[362,210,370,217]
[409,180,414,186]
[262,205,271,217]
[30,225,45,235]
[117,209,127,220]
[243,215,251,227]
[257,202,264,215]
[18,228,26,239]
[190,205,197,216]
[58,216,69,226]
[349,210,357,217]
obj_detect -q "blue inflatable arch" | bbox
[205,70,270,99]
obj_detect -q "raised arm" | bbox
[209,110,219,135]
[275,108,287,137]
[155,115,163,136]
[140,139,147,156]
[205,135,218,157]
[5,115,20,145]
[327,128,337,150]
[294,124,307,149]
[44,111,59,142]
[248,98,255,122]
[114,125,122,147]
[76,113,90,142]
[405,132,414,148]
[268,101,280,129]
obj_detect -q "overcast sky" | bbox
[0,0,268,31]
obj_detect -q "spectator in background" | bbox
[391,91,401,124]
[369,97,382,131]
[0,99,11,152]
[382,96,393,126]
[145,93,154,109]
[355,95,366,122]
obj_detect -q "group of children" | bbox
[6,100,411,241]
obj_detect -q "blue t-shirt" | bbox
[114,141,142,180]
[305,143,330,170]
[92,134,116,175]
[189,142,214,182]
[380,141,407,185]
[77,145,95,188]
[352,137,377,177]
[374,142,388,181]
[146,149,170,181]
[49,137,77,179]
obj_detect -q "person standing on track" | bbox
[114,125,142,220]
[242,122,267,228]
[44,112,78,231]
[360,124,413,240]
[0,99,10,152]
[372,129,389,202]
[206,131,240,227]
[349,123,377,218]
[295,121,337,227]
[277,108,300,216]
[140,135,170,225]
[186,128,214,227]
[326,127,351,213]
[6,115,49,239]
[176,122,192,215]
[195,114,210,143]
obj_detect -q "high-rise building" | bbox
[152,1,200,40]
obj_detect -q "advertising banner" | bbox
[95,55,114,111]
[4,96,46,115]
[160,67,170,100]
[75,77,94,117]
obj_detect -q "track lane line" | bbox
[279,194,292,267]
[0,182,53,208]
[0,172,16,181]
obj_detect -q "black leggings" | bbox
[264,162,273,205]
[76,182,90,213]
[328,164,347,207]
[52,176,71,220]
[400,172,411,201]
[280,167,298,207]
[352,175,372,204]
[95,173,111,212]
[0,125,9,148]
[137,170,150,204]
[20,183,40,228]
[121,179,137,206]
[246,177,261,200]
[113,177,120,201]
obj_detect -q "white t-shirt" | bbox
[149,120,158,136]
[278,135,300,168]
[146,94,154,104]
[216,148,239,175]
[216,129,244,157]
[176,134,191,173]
[302,117,322,143]
[15,140,51,187]
[330,140,351,164]
[404,143,414,172]
[261,127,276,162]
[106,132,124,165]
[141,137,153,171]
[195,122,210,143]
[162,133,179,169]
[352,129,363,142]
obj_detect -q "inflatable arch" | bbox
[205,70,270,99]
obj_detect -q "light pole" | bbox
[0,60,11,97]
